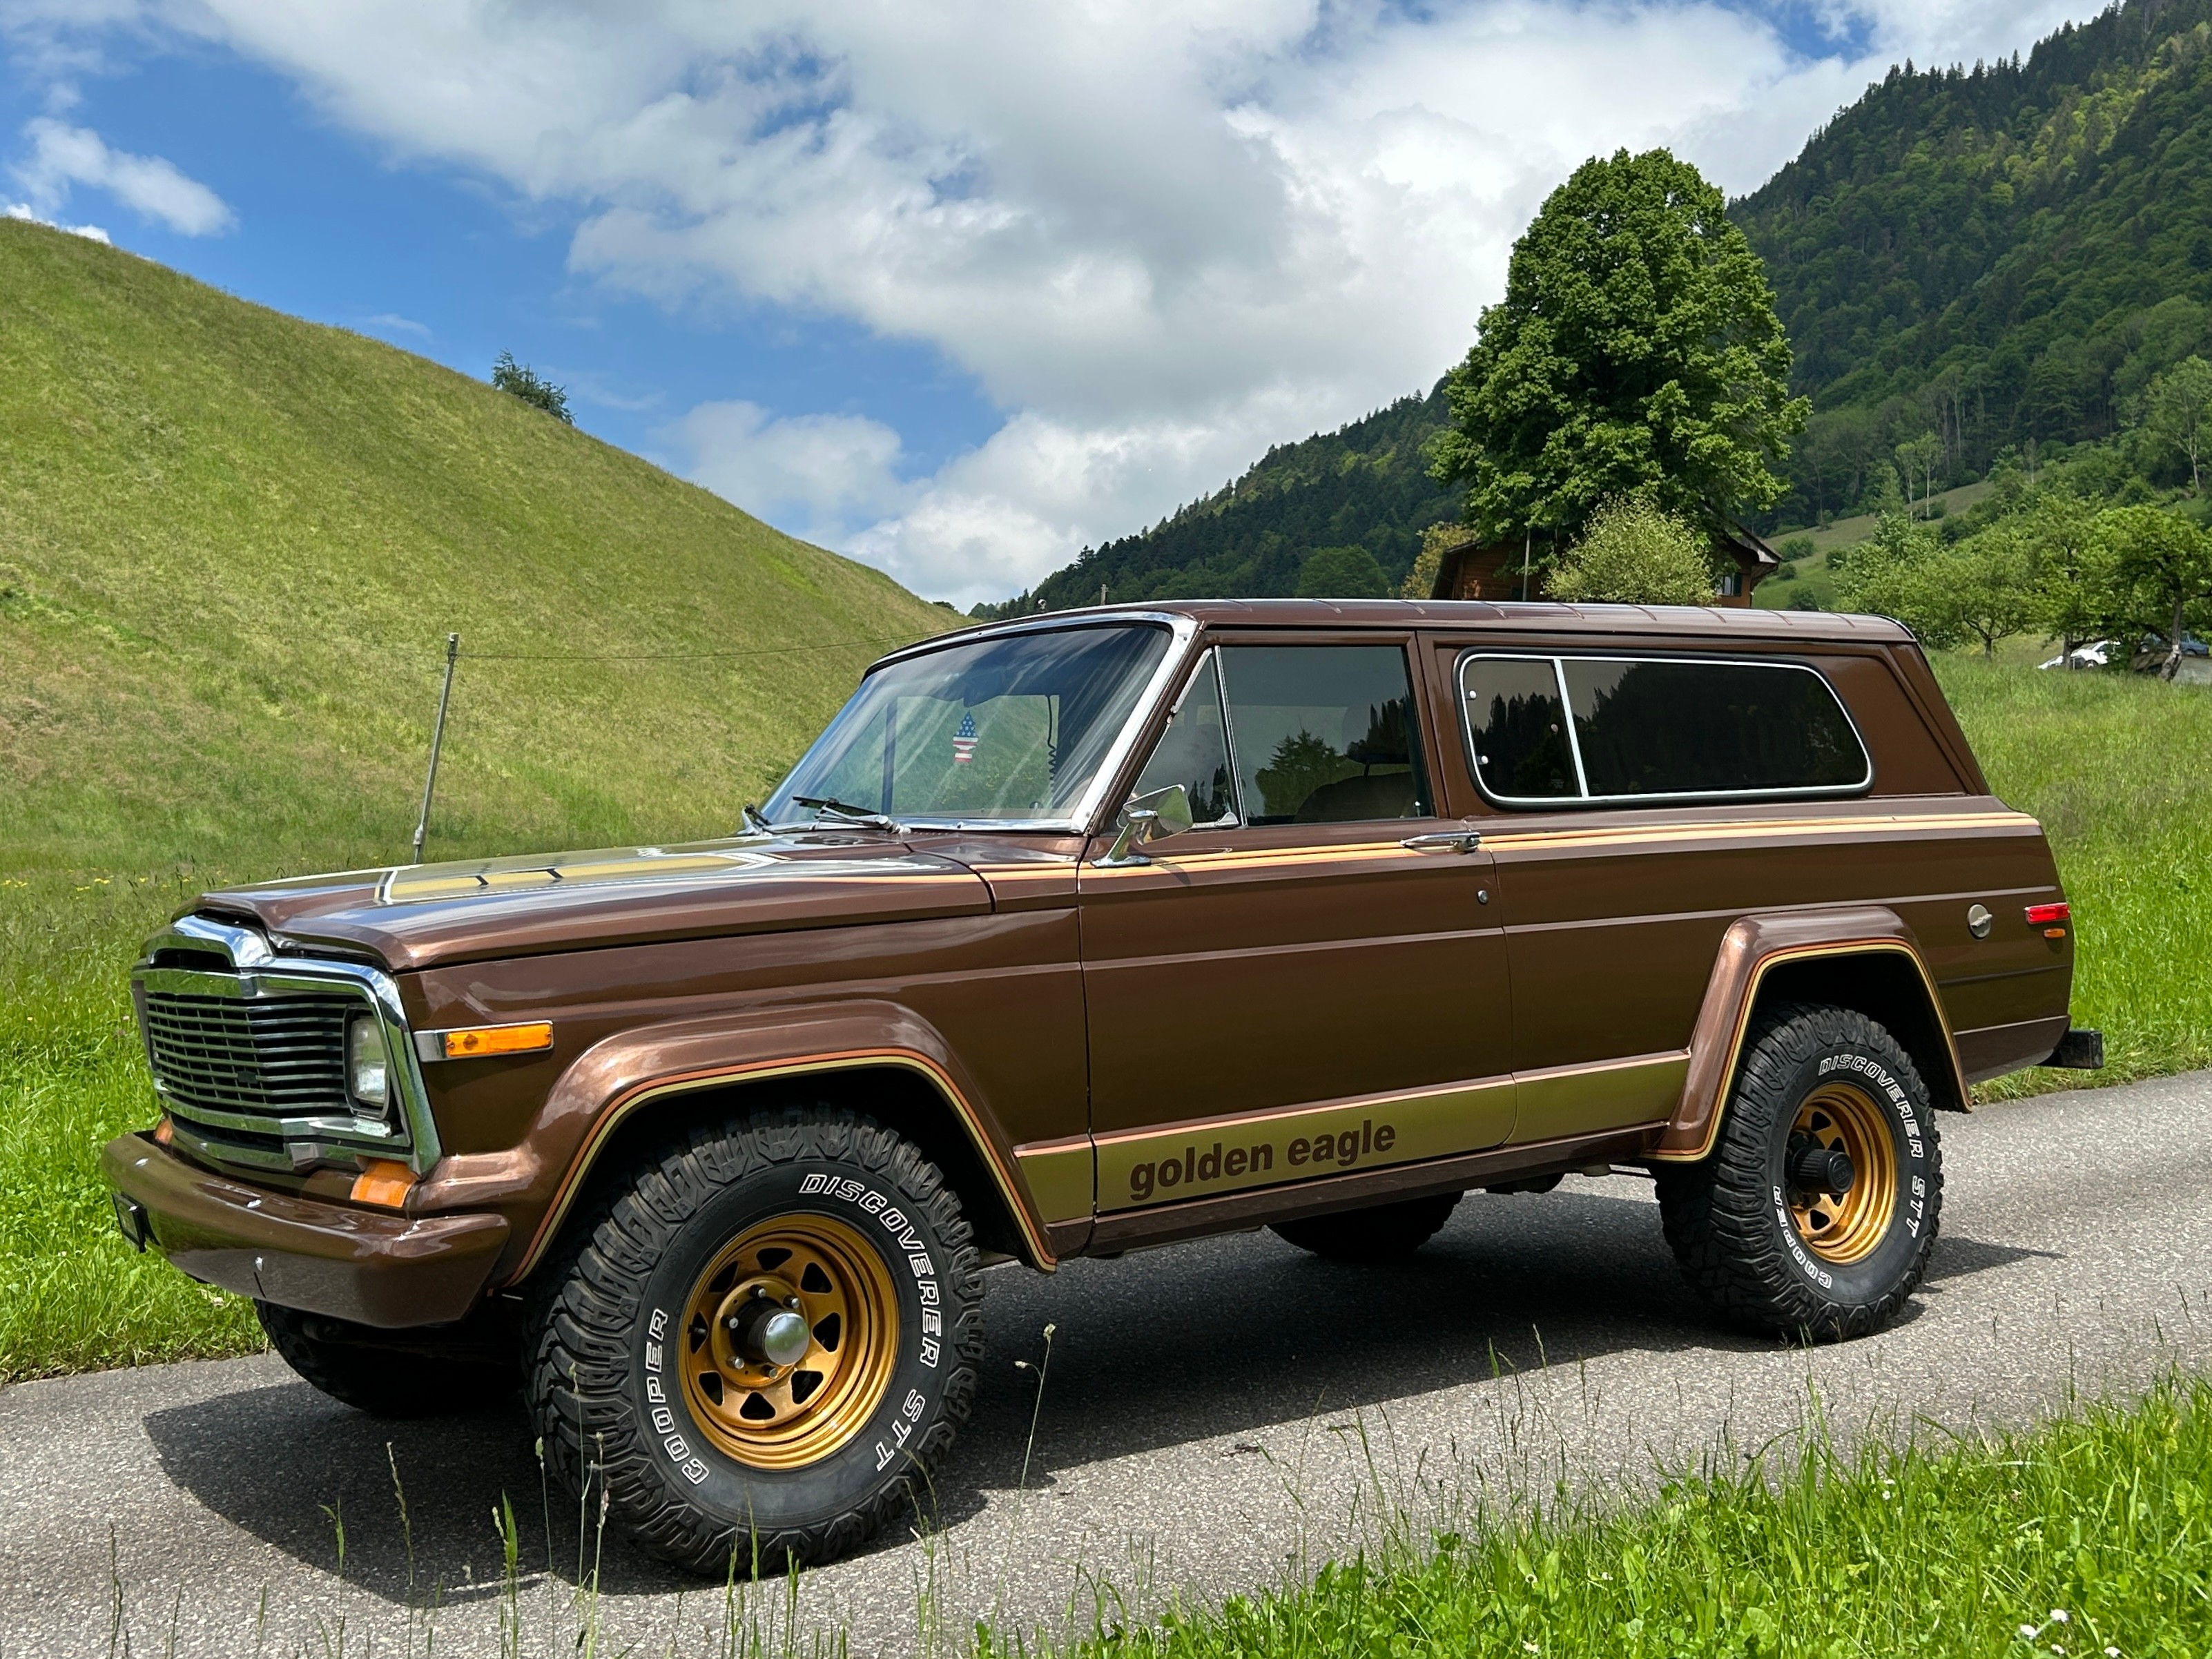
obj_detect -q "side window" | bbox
[1459,652,1870,806]
[1127,651,1239,826]
[1216,646,1433,825]
[1462,657,1578,799]
[1560,659,1867,797]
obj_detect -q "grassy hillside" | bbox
[0,217,949,882]
[0,217,951,1378]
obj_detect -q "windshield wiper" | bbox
[790,795,904,834]
[739,804,776,835]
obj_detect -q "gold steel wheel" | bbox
[1787,1083,1898,1265]
[678,1214,899,1471]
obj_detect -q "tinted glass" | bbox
[1461,657,1578,799]
[1561,658,1867,798]
[766,625,1170,824]
[1216,646,1431,825]
[1128,651,1239,825]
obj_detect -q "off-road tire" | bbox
[256,1302,519,1417]
[1656,1002,1943,1341]
[526,1104,984,1576]
[1270,1192,1461,1262]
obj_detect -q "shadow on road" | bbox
[141,1187,2035,1603]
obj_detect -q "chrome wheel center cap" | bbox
[757,1309,811,1368]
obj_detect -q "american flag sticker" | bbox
[952,712,978,765]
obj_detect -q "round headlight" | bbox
[346,1014,391,1112]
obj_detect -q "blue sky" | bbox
[1,1,2099,606]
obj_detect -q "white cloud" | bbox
[5,199,110,242]
[360,311,429,338]
[8,0,2109,603]
[666,400,909,549]
[10,117,233,235]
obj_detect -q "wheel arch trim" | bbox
[1650,908,1966,1164]
[505,1045,1058,1283]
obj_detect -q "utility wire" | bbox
[452,634,933,663]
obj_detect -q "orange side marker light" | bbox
[351,1158,416,1208]
[153,1116,174,1147]
[436,1021,554,1060]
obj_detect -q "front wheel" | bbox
[1656,1002,1942,1341]
[527,1105,985,1575]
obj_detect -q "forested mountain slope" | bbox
[1738,0,2212,521]
[989,0,2212,609]
[982,387,1458,614]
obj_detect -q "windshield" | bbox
[764,623,1174,828]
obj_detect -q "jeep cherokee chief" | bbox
[104,599,2100,1573]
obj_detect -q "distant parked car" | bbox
[2038,641,2112,670]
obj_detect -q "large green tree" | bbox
[1433,148,1807,546]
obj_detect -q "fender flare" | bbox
[1649,906,1968,1163]
[458,1000,1058,1282]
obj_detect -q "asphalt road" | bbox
[7,1071,2212,1657]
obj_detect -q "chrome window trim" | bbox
[781,613,1201,838]
[1454,650,1875,810]
[136,913,443,1174]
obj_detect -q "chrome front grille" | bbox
[132,912,434,1174]
[142,991,356,1123]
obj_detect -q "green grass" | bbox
[1011,1372,2212,1659]
[1934,652,2212,1097]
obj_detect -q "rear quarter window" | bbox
[1459,653,1872,806]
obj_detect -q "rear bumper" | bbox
[101,1133,508,1329]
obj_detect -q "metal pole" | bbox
[411,632,459,866]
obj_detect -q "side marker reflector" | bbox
[351,1159,416,1208]
[425,1021,554,1060]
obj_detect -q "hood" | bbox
[191,835,993,972]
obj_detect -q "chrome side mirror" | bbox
[1098,784,1194,866]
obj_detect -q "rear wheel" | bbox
[1656,1002,1942,1341]
[257,1302,518,1418]
[527,1105,984,1575]
[1270,1192,1461,1262]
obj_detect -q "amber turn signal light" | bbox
[433,1021,553,1060]
[350,1158,416,1208]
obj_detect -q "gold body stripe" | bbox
[1080,811,2038,880]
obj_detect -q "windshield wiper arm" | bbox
[739,803,775,835]
[790,795,904,833]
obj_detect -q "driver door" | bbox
[1077,637,1515,1215]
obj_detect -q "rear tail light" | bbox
[2024,902,2070,926]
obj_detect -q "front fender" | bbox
[411,998,1057,1279]
[1650,906,1967,1163]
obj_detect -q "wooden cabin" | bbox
[1430,525,1780,607]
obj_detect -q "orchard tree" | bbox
[2019,490,2104,664]
[1546,494,1715,605]
[2097,505,2212,679]
[1432,148,1808,548]
[1937,524,2039,656]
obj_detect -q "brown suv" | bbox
[104,600,2097,1572]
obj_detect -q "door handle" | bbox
[1399,831,1483,854]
